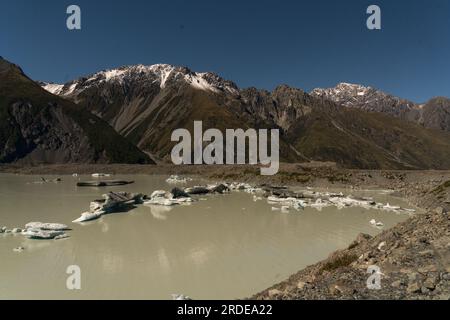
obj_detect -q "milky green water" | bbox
[0,174,413,300]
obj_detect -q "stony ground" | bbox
[1,163,450,300]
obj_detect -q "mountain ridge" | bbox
[36,62,450,170]
[311,82,450,132]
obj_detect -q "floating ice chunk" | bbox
[92,173,111,178]
[228,182,252,191]
[208,184,230,194]
[370,219,384,227]
[22,228,66,239]
[383,203,401,211]
[171,294,191,300]
[25,222,69,231]
[281,206,290,213]
[54,234,70,240]
[253,195,263,202]
[144,189,193,207]
[292,200,305,210]
[72,210,104,223]
[166,175,192,184]
[310,198,330,209]
[151,190,169,198]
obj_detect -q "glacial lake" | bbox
[0,174,414,299]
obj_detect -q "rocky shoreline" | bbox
[1,163,449,300]
[250,169,450,300]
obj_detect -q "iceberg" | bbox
[25,222,69,231]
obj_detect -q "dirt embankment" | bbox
[1,163,450,300]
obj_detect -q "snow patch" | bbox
[103,69,127,81]
[42,83,64,95]
[65,83,78,95]
[185,73,219,93]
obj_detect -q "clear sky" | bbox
[1,0,449,102]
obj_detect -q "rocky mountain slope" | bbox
[0,57,152,164]
[311,83,450,132]
[39,64,450,169]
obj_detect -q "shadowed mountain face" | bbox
[37,63,450,169]
[420,97,450,132]
[0,58,152,165]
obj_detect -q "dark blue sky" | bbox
[1,0,449,102]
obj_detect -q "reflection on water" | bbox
[0,174,414,299]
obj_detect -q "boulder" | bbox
[406,282,421,294]
[377,241,386,251]
[423,277,437,290]
[268,289,282,298]
[391,280,403,288]
[297,281,306,290]
[356,233,372,243]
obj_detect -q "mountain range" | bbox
[2,56,450,169]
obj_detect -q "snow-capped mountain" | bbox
[311,83,418,117]
[39,64,249,161]
[311,83,450,132]
[41,64,239,98]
